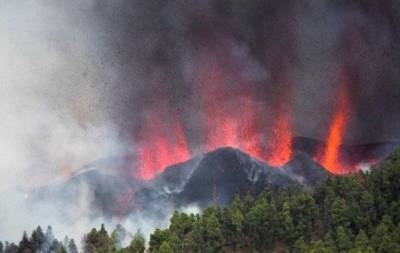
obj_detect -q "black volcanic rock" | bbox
[170,147,296,207]
[282,153,330,187]
[146,156,202,195]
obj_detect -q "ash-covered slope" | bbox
[31,156,143,218]
[138,147,331,210]
[32,137,398,219]
[169,147,297,207]
[282,153,330,186]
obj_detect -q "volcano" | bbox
[31,137,398,219]
[150,147,300,207]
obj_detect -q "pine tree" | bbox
[331,198,350,229]
[336,226,352,253]
[67,240,78,253]
[353,229,370,251]
[83,225,112,253]
[158,242,173,253]
[49,239,64,253]
[111,224,129,250]
[43,226,55,253]
[242,192,254,213]
[372,215,393,249]
[169,211,194,241]
[17,231,32,253]
[31,226,45,253]
[323,231,336,252]
[201,208,223,253]
[378,233,400,253]
[127,230,145,253]
[221,196,243,249]
[291,237,308,253]
[359,191,376,232]
[148,229,170,253]
[281,200,296,244]
[4,242,18,253]
[292,191,318,240]
[308,240,332,253]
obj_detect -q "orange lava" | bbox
[266,108,293,167]
[135,111,191,181]
[318,77,350,174]
[193,41,267,161]
[135,37,295,180]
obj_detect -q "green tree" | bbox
[148,229,170,253]
[336,226,352,253]
[17,232,32,253]
[280,200,296,244]
[244,198,277,250]
[5,242,18,253]
[242,192,254,213]
[169,211,194,241]
[158,242,173,253]
[200,208,223,253]
[127,230,145,253]
[221,196,244,249]
[308,240,332,253]
[331,198,350,229]
[291,237,308,253]
[323,231,336,252]
[49,239,65,253]
[372,215,394,249]
[83,225,112,253]
[294,191,318,240]
[378,233,400,253]
[353,229,370,250]
[68,239,78,253]
[111,224,129,250]
[30,226,45,253]
[359,191,376,232]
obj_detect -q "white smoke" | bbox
[0,0,123,242]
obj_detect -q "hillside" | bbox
[8,148,400,253]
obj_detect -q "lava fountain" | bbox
[135,107,191,181]
[317,72,351,174]
[193,38,265,160]
[265,106,293,167]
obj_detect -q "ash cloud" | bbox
[97,0,400,145]
[1,0,400,244]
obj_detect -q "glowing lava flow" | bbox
[265,108,293,167]
[135,114,191,181]
[318,78,350,174]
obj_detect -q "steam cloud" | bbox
[1,0,400,243]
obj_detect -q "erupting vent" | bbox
[315,68,351,174]
[132,38,382,181]
[134,40,297,180]
[135,105,191,181]
[265,106,293,167]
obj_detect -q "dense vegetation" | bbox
[2,149,400,253]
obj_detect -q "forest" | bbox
[2,148,400,253]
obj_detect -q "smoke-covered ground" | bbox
[1,0,400,243]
